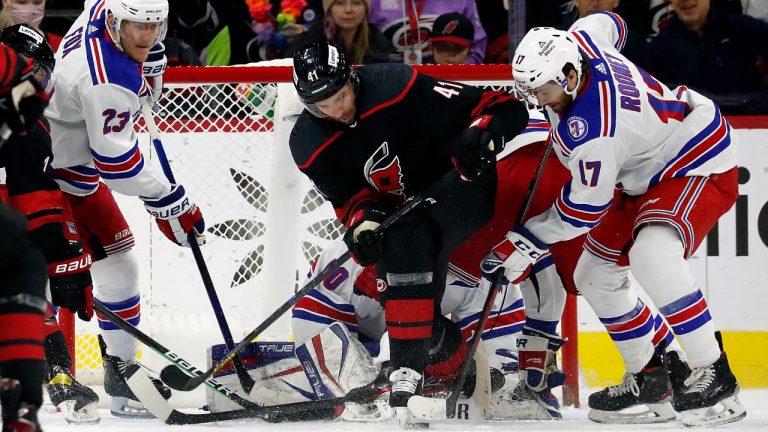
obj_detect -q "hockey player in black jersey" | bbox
[0,24,100,424]
[290,40,529,424]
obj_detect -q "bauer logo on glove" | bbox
[142,184,206,247]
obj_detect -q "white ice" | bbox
[39,389,768,431]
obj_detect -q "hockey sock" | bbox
[630,225,719,368]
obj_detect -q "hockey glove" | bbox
[516,328,566,392]
[343,206,389,267]
[449,115,503,182]
[142,184,206,247]
[0,80,50,135]
[49,241,94,321]
[142,42,167,107]
[480,226,548,285]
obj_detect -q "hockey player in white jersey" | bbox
[43,0,205,418]
[291,238,564,422]
[483,11,744,427]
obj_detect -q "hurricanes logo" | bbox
[442,20,459,34]
[364,142,405,198]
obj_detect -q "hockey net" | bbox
[62,64,580,406]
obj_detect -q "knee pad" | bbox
[629,224,696,305]
[91,249,139,302]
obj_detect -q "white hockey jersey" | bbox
[524,12,737,245]
[45,0,171,198]
[291,240,527,369]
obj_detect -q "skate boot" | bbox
[99,336,171,418]
[490,372,560,420]
[674,333,746,427]
[0,379,41,432]
[45,364,100,424]
[665,350,691,396]
[388,367,428,429]
[587,358,675,424]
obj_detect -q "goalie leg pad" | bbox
[295,321,379,400]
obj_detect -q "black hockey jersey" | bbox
[289,63,528,226]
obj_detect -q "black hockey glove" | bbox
[0,78,50,135]
[449,115,504,182]
[49,241,94,321]
[343,206,390,267]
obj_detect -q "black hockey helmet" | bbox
[0,24,55,74]
[293,40,358,107]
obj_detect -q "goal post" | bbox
[60,64,580,406]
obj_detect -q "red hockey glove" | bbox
[49,241,93,321]
[480,226,548,285]
[449,115,504,182]
[142,184,205,247]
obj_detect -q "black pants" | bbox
[377,169,497,371]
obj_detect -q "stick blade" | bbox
[160,364,196,391]
[407,395,448,420]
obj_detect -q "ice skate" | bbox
[0,379,41,432]
[45,364,100,424]
[389,367,428,429]
[490,372,561,420]
[674,352,746,426]
[100,336,171,418]
[587,361,675,424]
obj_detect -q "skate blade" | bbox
[588,402,677,424]
[681,394,747,427]
[110,396,156,419]
[59,400,101,424]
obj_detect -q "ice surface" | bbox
[39,389,768,431]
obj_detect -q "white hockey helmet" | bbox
[105,0,169,48]
[512,27,583,106]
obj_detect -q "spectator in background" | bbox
[558,0,650,65]
[368,0,487,64]
[647,0,768,114]
[0,0,61,50]
[285,0,393,64]
[477,0,509,63]
[429,12,473,65]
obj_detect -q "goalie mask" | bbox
[292,40,359,118]
[512,27,583,107]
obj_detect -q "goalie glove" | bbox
[142,42,167,107]
[142,184,206,247]
[481,226,548,285]
[49,241,94,321]
[449,115,504,182]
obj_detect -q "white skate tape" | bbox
[295,322,379,399]
[681,393,747,427]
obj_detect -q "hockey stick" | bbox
[409,141,555,420]
[126,363,387,425]
[141,102,256,393]
[92,299,261,411]
[160,186,437,392]
[95,298,385,424]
